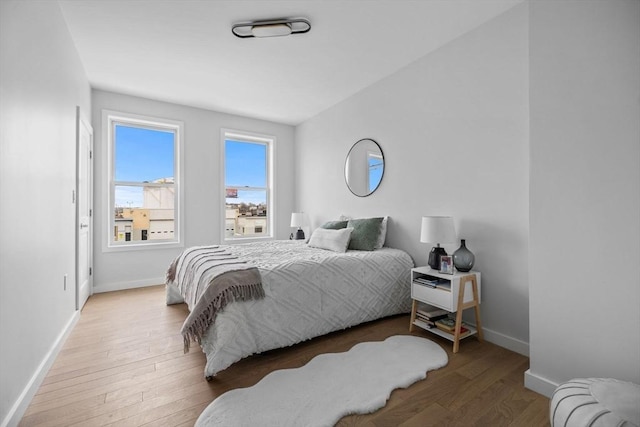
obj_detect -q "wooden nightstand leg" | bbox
[471,276,483,342]
[453,280,467,353]
[409,299,418,332]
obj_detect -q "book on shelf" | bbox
[414,317,434,329]
[434,318,462,331]
[416,307,448,321]
[434,318,456,331]
[439,327,470,338]
[435,318,470,336]
[415,308,434,319]
[413,277,439,287]
[414,277,451,290]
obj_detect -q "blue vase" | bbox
[453,239,475,272]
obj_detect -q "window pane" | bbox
[225,140,266,187]
[368,154,383,192]
[225,188,267,238]
[114,185,175,242]
[115,125,175,182]
[115,185,143,208]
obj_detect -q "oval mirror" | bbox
[344,138,385,197]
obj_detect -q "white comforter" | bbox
[167,240,414,378]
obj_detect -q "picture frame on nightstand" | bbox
[439,255,453,274]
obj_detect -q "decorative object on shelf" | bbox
[439,255,454,275]
[345,138,385,197]
[232,18,311,38]
[290,212,306,240]
[420,216,457,270]
[453,239,475,272]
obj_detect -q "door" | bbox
[76,107,93,310]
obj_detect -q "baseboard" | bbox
[474,325,530,357]
[1,310,80,427]
[525,369,559,398]
[92,277,165,294]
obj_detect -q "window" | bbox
[222,130,273,240]
[105,111,183,249]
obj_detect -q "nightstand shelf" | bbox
[412,318,479,341]
[409,267,482,353]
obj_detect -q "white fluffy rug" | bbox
[195,335,448,426]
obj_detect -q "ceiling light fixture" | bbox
[232,18,311,39]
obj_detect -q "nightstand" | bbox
[409,267,483,353]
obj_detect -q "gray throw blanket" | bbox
[166,246,264,352]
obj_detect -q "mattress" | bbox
[166,240,414,378]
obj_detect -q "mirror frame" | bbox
[344,138,385,197]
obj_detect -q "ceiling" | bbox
[58,0,522,126]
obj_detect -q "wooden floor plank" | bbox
[21,285,550,426]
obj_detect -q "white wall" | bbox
[296,5,530,353]
[91,90,296,292]
[527,0,640,396]
[0,1,91,425]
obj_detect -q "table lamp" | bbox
[290,212,305,240]
[420,216,457,270]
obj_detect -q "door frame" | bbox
[76,106,94,310]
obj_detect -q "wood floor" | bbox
[21,285,550,426]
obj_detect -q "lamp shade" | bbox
[290,212,305,228]
[420,216,456,244]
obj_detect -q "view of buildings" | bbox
[114,178,175,242]
[225,202,268,238]
[114,178,269,241]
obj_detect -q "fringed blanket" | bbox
[166,246,264,352]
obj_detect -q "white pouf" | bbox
[550,378,640,427]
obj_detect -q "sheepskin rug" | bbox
[195,335,448,426]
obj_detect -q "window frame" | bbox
[221,129,275,243]
[102,110,184,252]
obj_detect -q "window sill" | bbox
[103,240,184,253]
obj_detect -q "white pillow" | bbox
[376,216,388,249]
[308,227,354,253]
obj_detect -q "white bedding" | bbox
[166,240,414,378]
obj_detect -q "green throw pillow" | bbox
[320,220,348,230]
[347,217,384,251]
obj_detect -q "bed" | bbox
[166,230,414,379]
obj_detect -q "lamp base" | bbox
[295,228,305,240]
[428,246,447,270]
